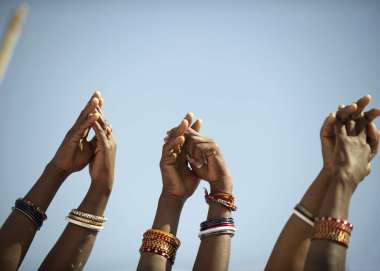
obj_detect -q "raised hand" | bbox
[185,129,232,194]
[51,91,104,175]
[160,113,202,200]
[89,114,116,195]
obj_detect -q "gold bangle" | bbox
[67,214,104,227]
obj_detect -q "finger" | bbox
[70,113,100,143]
[347,120,356,136]
[173,119,189,137]
[186,141,204,168]
[92,120,108,145]
[352,95,371,119]
[186,134,214,144]
[367,122,379,160]
[184,112,194,126]
[76,95,100,126]
[95,107,108,129]
[162,136,185,161]
[93,90,104,108]
[356,108,380,133]
[364,108,380,123]
[336,103,358,123]
[191,119,202,133]
[335,121,347,137]
[320,113,336,138]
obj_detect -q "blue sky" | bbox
[1,1,380,270]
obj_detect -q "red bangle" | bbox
[204,189,237,211]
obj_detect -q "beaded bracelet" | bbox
[140,229,181,265]
[13,198,47,230]
[70,209,106,223]
[312,217,353,248]
[204,189,237,211]
[66,209,106,231]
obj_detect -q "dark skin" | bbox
[0,91,115,271]
[185,129,233,271]
[265,95,380,271]
[137,112,202,271]
[302,97,379,271]
[39,103,116,270]
[137,113,233,271]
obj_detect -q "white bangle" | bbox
[198,226,236,238]
[293,209,314,226]
[66,217,104,231]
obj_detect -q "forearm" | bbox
[0,162,67,271]
[304,178,353,271]
[137,193,184,271]
[193,201,232,271]
[39,185,111,271]
[265,169,332,271]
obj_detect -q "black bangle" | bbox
[200,217,234,230]
[295,204,315,222]
[13,198,46,230]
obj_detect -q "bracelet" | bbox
[67,213,104,227]
[199,225,236,238]
[293,209,314,227]
[70,209,106,223]
[200,229,236,239]
[140,229,180,265]
[312,216,353,248]
[13,198,47,230]
[66,217,104,231]
[294,203,315,226]
[204,189,237,211]
[199,217,236,239]
[200,217,234,229]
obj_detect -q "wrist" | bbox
[210,176,233,194]
[45,161,70,184]
[332,168,359,193]
[159,192,186,207]
[89,182,113,197]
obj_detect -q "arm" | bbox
[39,110,116,271]
[137,113,202,271]
[265,96,374,271]
[0,91,103,271]
[304,101,380,271]
[184,131,234,271]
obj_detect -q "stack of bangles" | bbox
[199,217,236,239]
[12,198,47,230]
[66,209,106,231]
[204,188,237,211]
[312,217,353,248]
[140,229,181,265]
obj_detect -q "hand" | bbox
[320,95,380,174]
[185,129,232,194]
[89,112,116,195]
[160,113,202,201]
[51,91,104,175]
[325,96,380,190]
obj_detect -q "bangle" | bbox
[70,209,106,223]
[140,229,180,264]
[199,217,236,239]
[13,198,47,230]
[204,189,237,211]
[199,225,236,238]
[312,216,353,248]
[200,217,235,230]
[293,210,314,226]
[66,217,104,231]
[67,214,104,227]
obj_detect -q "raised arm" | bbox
[265,96,372,271]
[186,129,235,271]
[304,99,379,271]
[137,113,202,271]
[39,98,116,271]
[0,91,103,271]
